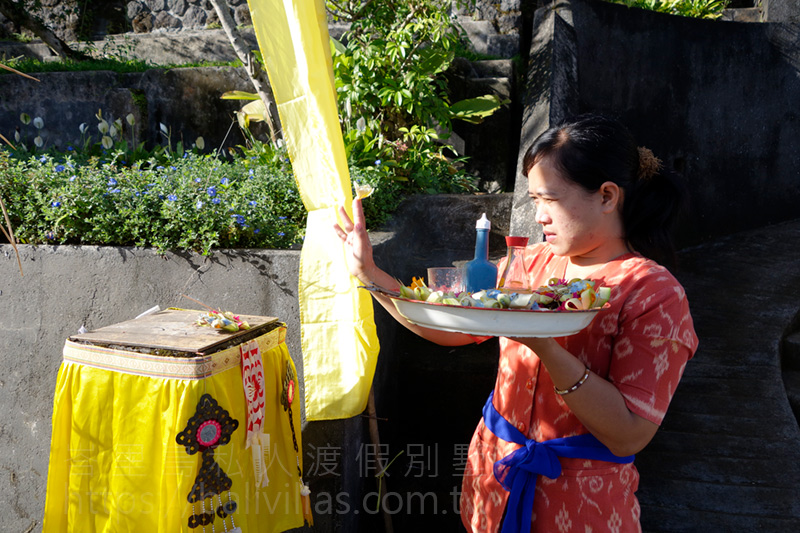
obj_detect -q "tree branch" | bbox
[0,0,86,61]
[207,0,280,143]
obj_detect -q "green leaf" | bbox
[448,94,510,124]
[330,36,346,55]
[220,90,261,101]
[241,100,269,123]
[417,48,454,75]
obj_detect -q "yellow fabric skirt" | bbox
[43,326,306,533]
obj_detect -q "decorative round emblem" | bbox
[217,499,238,518]
[197,420,222,447]
[287,379,295,406]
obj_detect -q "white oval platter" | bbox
[391,297,606,337]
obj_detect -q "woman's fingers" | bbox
[334,200,367,241]
[338,204,354,230]
[351,198,366,229]
[334,204,355,241]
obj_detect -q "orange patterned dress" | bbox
[460,243,699,532]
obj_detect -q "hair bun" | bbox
[637,146,662,180]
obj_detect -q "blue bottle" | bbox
[464,213,498,293]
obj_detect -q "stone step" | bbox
[457,17,519,58]
[721,8,764,22]
[471,59,514,79]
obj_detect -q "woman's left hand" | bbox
[509,335,660,457]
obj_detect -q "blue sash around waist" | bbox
[481,391,635,533]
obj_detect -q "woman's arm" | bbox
[334,199,476,347]
[511,336,659,457]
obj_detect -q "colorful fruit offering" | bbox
[399,276,610,311]
[196,310,251,332]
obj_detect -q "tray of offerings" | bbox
[390,297,606,337]
[365,277,610,338]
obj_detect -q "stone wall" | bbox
[0,0,252,38]
[125,0,253,33]
[0,0,524,59]
[511,0,800,248]
[0,66,257,155]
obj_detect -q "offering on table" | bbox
[196,310,251,332]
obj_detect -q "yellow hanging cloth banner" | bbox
[247,0,381,420]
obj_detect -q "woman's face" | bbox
[527,156,621,261]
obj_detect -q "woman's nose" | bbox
[534,205,550,225]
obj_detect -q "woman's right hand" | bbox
[334,198,476,347]
[333,198,377,285]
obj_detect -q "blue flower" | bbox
[69,175,76,182]
[51,200,61,207]
[277,232,285,236]
[54,164,65,172]
[278,216,287,220]
[248,200,257,207]
[194,177,201,183]
[45,231,54,240]
[39,155,47,163]
[157,166,164,171]
[221,177,229,186]
[170,166,177,171]
[233,214,246,225]
[375,159,381,166]
[207,186,217,197]
[248,168,255,175]
[108,178,117,186]
[67,146,74,151]
[254,228,260,234]
[211,197,221,204]
[110,188,121,194]
[167,194,177,202]
[196,200,203,209]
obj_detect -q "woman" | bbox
[334,114,698,532]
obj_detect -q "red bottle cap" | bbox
[505,236,529,247]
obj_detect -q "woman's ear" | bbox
[599,181,622,213]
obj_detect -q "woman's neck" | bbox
[563,239,631,280]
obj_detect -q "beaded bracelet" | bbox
[554,367,591,396]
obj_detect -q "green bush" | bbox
[0,145,406,254]
[328,0,493,194]
[608,0,729,19]
[0,148,302,253]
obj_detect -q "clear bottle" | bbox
[464,213,499,293]
[498,236,530,291]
